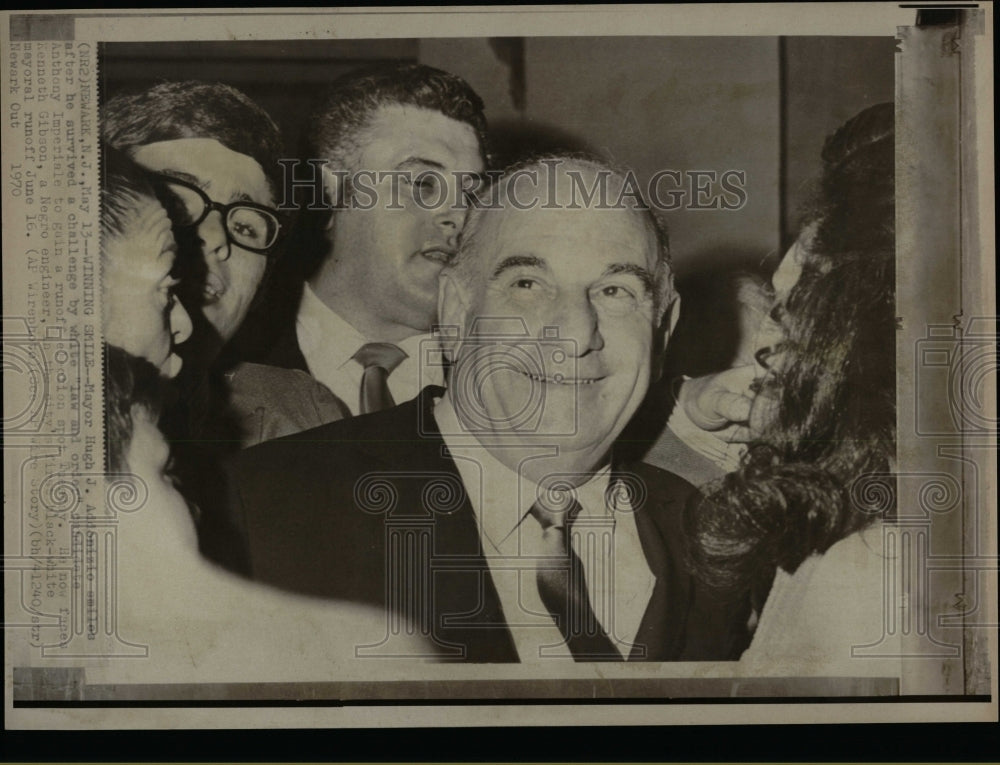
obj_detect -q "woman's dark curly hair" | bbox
[684,102,896,593]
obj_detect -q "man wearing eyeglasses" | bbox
[103,82,348,568]
[103,82,285,353]
[103,81,346,439]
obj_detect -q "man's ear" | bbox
[662,294,682,348]
[321,165,344,231]
[651,295,681,382]
[437,272,469,361]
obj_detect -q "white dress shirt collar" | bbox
[296,283,443,414]
[297,282,368,371]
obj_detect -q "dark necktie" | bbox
[530,498,620,661]
[353,343,408,414]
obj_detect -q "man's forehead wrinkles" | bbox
[361,107,482,171]
[495,233,652,262]
[502,231,644,243]
[367,141,458,172]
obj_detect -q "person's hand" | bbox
[677,365,757,443]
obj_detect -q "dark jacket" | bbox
[208,386,750,662]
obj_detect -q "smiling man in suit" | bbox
[214,156,749,662]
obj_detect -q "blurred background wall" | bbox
[101,36,894,278]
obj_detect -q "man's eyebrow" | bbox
[155,169,264,205]
[604,263,656,295]
[158,169,205,188]
[396,156,447,171]
[490,255,547,280]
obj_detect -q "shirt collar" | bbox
[433,393,612,552]
[297,283,432,369]
[297,284,367,370]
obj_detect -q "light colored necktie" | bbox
[530,498,619,661]
[352,343,407,414]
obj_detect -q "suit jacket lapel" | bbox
[630,502,687,660]
[618,466,692,662]
[368,390,518,662]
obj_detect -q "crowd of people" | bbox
[99,62,896,670]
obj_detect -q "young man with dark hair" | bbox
[103,80,347,446]
[103,81,286,352]
[102,82,347,573]
[263,63,488,418]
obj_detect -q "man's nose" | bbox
[434,199,467,247]
[171,299,193,346]
[198,209,230,262]
[550,292,604,356]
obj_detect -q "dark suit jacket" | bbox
[224,361,348,448]
[643,422,727,488]
[225,283,349,448]
[211,386,749,662]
